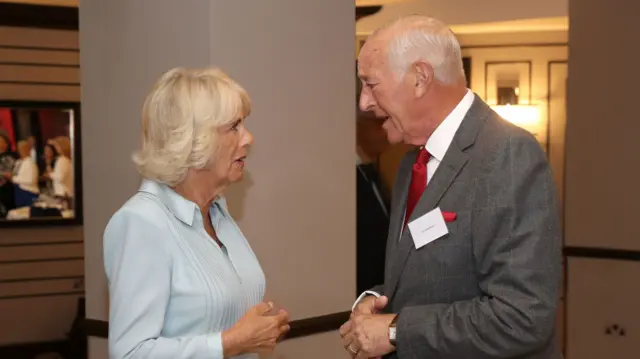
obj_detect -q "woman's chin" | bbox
[228,163,246,183]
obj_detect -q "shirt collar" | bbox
[138,179,226,226]
[425,89,474,161]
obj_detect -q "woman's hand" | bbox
[222,302,290,357]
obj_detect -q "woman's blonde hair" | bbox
[132,67,251,186]
[49,136,71,157]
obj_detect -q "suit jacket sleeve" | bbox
[395,133,562,359]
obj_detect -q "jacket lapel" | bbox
[384,95,491,299]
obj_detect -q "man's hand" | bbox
[353,295,388,317]
[340,313,396,358]
[341,295,392,358]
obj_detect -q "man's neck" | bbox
[410,86,468,146]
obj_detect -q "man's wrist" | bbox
[352,290,381,311]
[388,314,399,347]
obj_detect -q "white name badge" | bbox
[407,207,449,249]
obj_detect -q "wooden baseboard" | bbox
[0,340,69,359]
[84,310,352,341]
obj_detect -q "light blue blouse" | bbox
[103,179,265,359]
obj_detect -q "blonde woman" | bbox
[46,136,73,198]
[103,67,289,359]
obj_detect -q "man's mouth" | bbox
[234,156,247,163]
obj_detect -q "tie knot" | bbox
[416,147,430,165]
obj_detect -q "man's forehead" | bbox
[358,44,384,79]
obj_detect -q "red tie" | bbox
[404,147,430,226]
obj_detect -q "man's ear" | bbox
[412,61,433,97]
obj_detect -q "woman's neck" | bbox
[173,173,226,213]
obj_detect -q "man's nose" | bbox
[359,91,374,112]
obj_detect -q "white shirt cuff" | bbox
[352,290,381,311]
[206,332,224,359]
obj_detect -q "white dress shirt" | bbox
[353,89,474,307]
[50,156,73,197]
[424,89,475,183]
[12,157,39,194]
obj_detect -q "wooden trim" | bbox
[0,44,79,52]
[0,290,83,300]
[0,80,80,87]
[564,247,640,261]
[286,311,351,340]
[461,43,568,50]
[0,256,83,265]
[0,340,69,359]
[0,3,78,30]
[0,239,84,247]
[84,311,352,340]
[0,274,83,284]
[0,62,79,69]
[356,6,382,21]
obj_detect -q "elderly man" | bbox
[340,15,562,359]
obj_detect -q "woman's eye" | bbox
[231,120,241,131]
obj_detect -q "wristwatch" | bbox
[389,314,399,346]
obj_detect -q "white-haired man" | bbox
[340,15,562,359]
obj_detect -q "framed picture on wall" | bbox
[484,61,532,105]
[0,100,82,227]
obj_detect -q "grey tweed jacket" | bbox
[378,95,563,359]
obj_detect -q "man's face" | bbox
[357,39,414,144]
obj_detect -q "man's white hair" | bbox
[375,15,465,85]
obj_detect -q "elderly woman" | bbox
[103,67,289,359]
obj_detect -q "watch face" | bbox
[389,327,396,339]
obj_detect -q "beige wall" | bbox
[565,0,640,357]
[79,1,354,358]
[0,26,84,345]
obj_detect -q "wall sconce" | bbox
[491,104,543,135]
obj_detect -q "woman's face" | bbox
[211,117,253,185]
[44,145,54,160]
[18,143,30,158]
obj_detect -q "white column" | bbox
[80,1,355,358]
[566,0,640,358]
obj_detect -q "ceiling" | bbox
[0,0,408,7]
[0,0,568,35]
[449,16,568,34]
